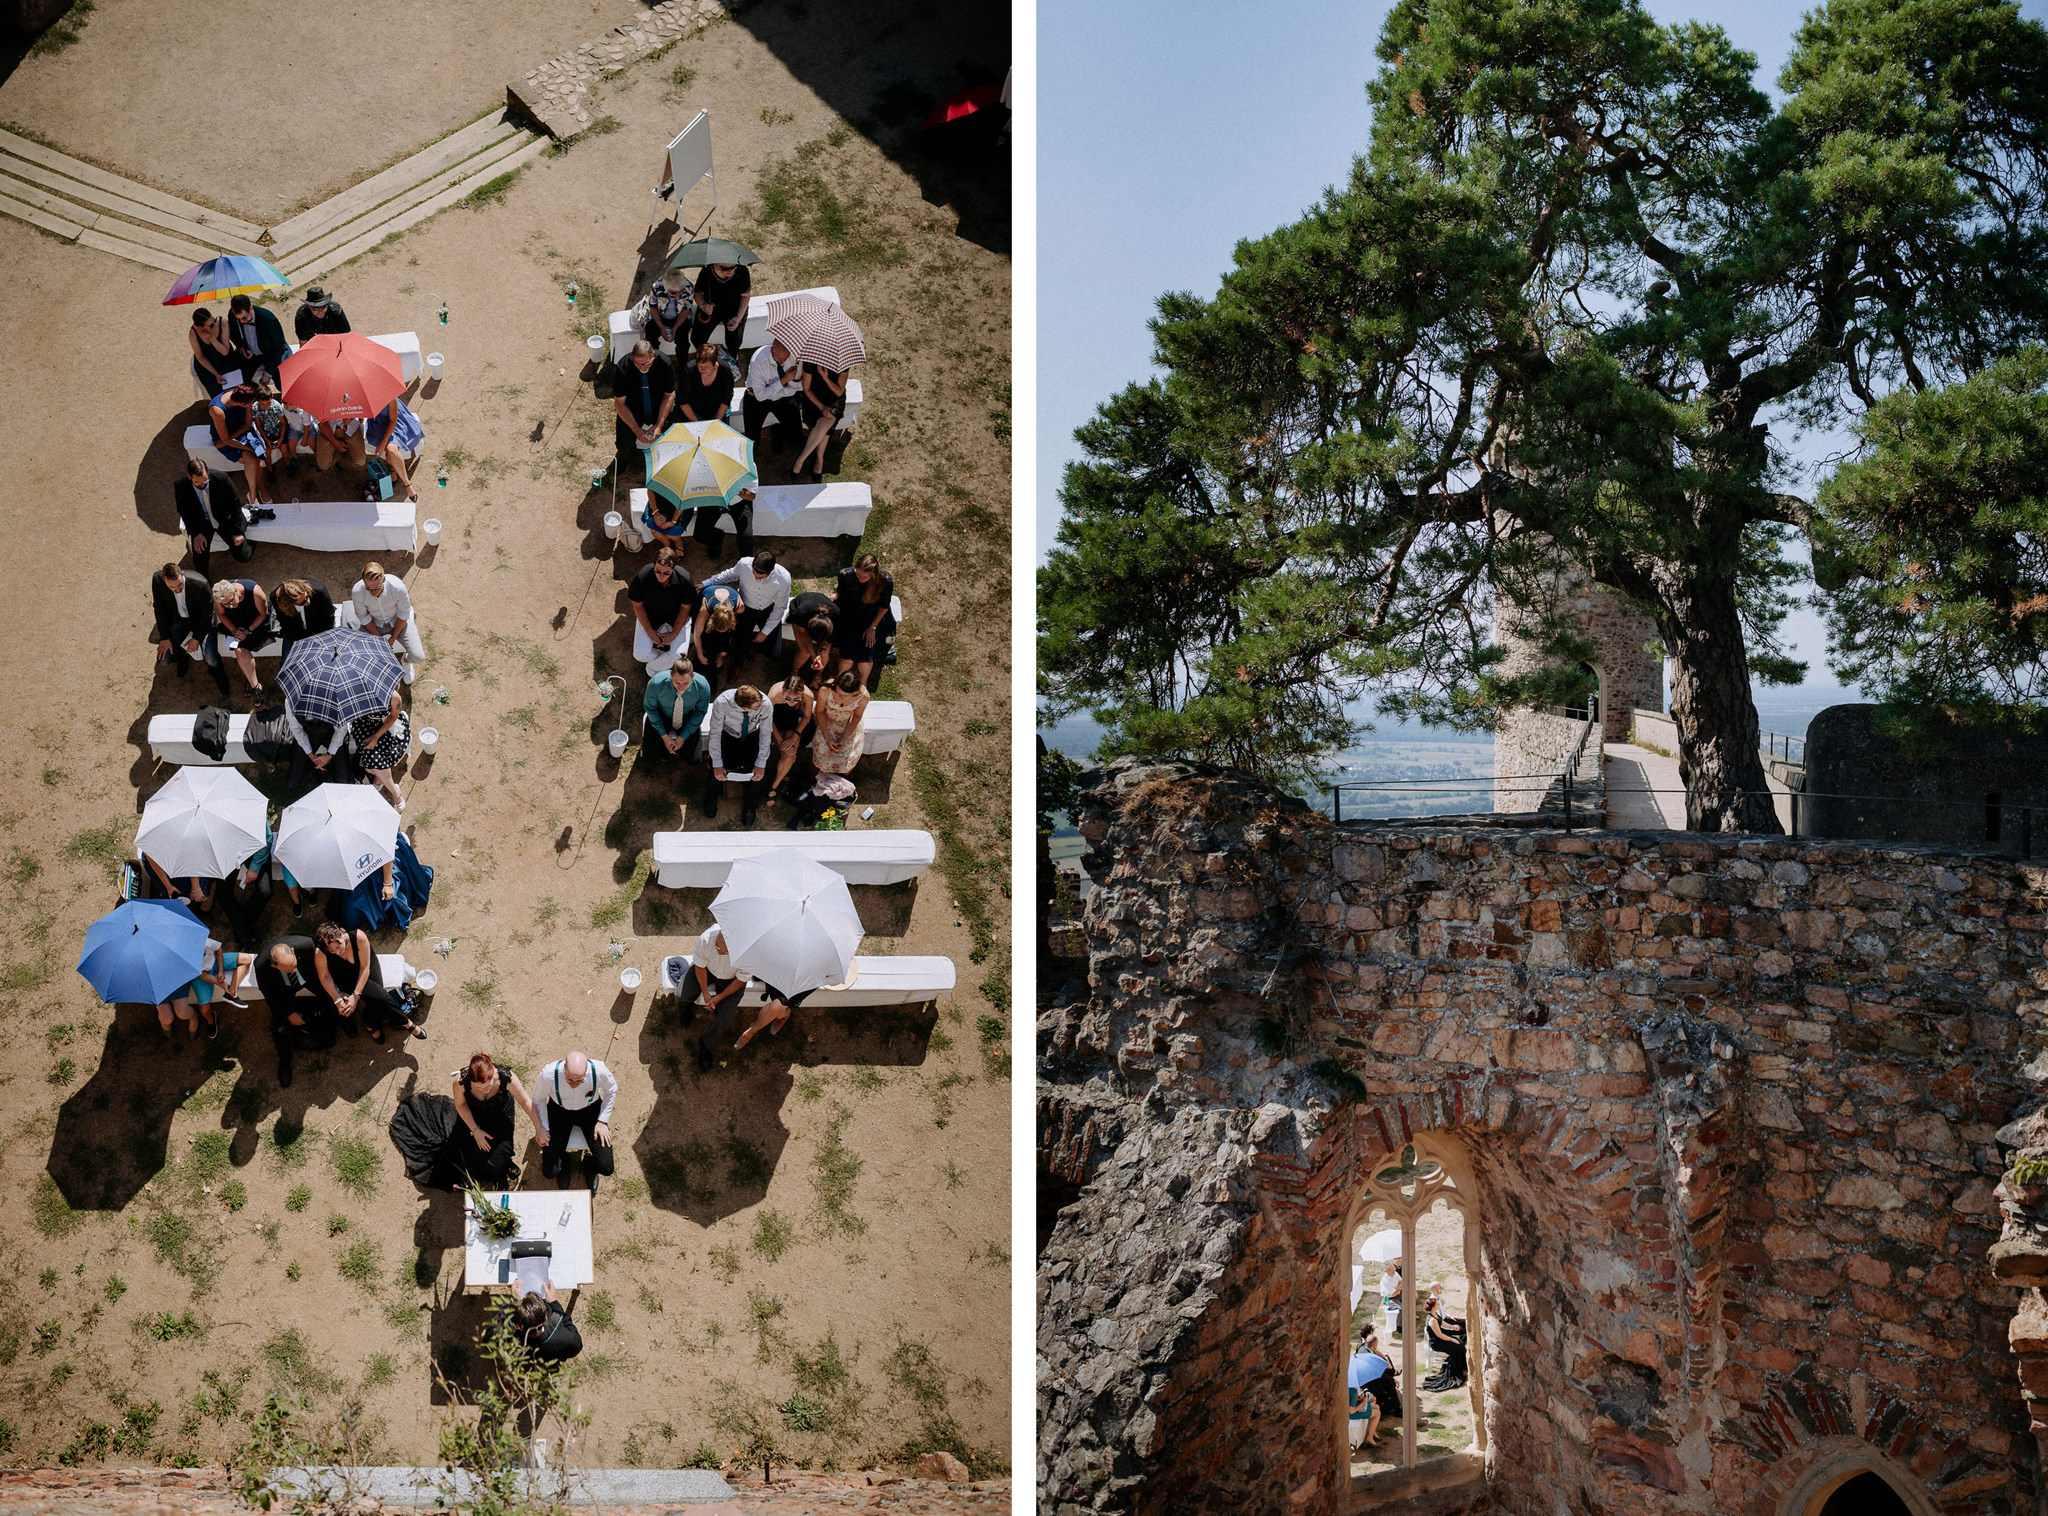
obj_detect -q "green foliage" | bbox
[145,1310,203,1341]
[221,1179,248,1212]
[2014,1155,2048,1187]
[329,1131,383,1198]
[745,137,908,283]
[286,1184,311,1212]
[28,0,93,55]
[462,168,525,210]
[812,1104,865,1238]
[751,1209,795,1261]
[468,1185,520,1240]
[63,818,130,874]
[327,1214,349,1237]
[1040,0,2048,828]
[338,1238,383,1291]
[681,1443,723,1468]
[33,1174,83,1238]
[104,1275,126,1303]
[1816,346,2048,730]
[585,1290,617,1334]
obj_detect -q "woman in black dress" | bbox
[791,364,847,482]
[312,920,422,1043]
[788,591,836,670]
[210,578,273,696]
[763,677,814,809]
[441,1053,539,1189]
[833,553,896,689]
[675,343,734,423]
[189,307,241,392]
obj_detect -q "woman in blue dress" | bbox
[365,397,423,501]
[209,382,273,506]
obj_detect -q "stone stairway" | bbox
[0,111,545,281]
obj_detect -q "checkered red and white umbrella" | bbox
[764,294,867,369]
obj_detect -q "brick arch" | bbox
[1736,1370,1995,1516]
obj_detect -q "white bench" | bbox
[626,482,872,541]
[659,952,954,1007]
[189,331,425,402]
[649,830,935,889]
[195,497,419,555]
[609,287,839,365]
[638,699,914,754]
[239,952,415,999]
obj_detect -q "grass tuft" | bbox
[329,1131,383,1198]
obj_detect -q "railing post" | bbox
[1332,786,1342,826]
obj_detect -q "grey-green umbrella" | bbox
[664,237,762,272]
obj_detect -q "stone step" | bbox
[266,110,528,253]
[76,223,194,274]
[288,134,550,286]
[0,167,221,265]
[0,144,263,258]
[0,184,86,241]
[0,126,264,243]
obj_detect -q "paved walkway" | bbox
[1603,742,1686,830]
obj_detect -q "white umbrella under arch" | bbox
[275,784,400,890]
[135,767,268,879]
[710,853,863,996]
[1356,1228,1404,1264]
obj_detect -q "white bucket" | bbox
[426,352,445,380]
[422,518,443,546]
[414,968,437,995]
[619,967,642,994]
[419,727,439,753]
[587,334,606,357]
[603,511,623,540]
[608,729,629,758]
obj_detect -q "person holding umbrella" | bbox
[699,854,861,1066]
[792,364,848,482]
[765,294,865,483]
[614,341,676,485]
[77,898,210,1037]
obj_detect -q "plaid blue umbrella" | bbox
[277,629,403,728]
[77,898,208,1006]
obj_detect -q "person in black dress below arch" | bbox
[834,552,896,689]
[440,1053,540,1189]
[311,920,422,1043]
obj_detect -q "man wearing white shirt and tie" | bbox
[702,683,771,824]
[535,1050,617,1192]
[742,339,804,448]
[701,552,791,653]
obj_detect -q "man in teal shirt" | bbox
[642,656,710,769]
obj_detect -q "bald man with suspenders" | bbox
[534,1051,618,1192]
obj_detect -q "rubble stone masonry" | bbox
[1037,759,2048,1516]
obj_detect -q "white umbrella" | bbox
[275,784,400,890]
[1357,1229,1404,1264]
[711,853,863,996]
[135,767,268,879]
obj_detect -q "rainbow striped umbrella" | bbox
[648,420,757,512]
[162,254,291,307]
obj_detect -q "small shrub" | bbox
[339,1237,382,1291]
[31,1175,82,1237]
[47,1057,76,1085]
[778,1392,824,1431]
[329,1132,382,1198]
[670,63,697,90]
[752,1209,795,1261]
[976,1014,1004,1045]
[31,1320,61,1356]
[584,1290,617,1334]
[38,1267,57,1292]
[285,1262,302,1282]
[57,1419,111,1466]
[286,1185,311,1212]
[268,1118,310,1169]
[112,1402,160,1455]
[145,1311,202,1341]
[104,1275,126,1303]
[681,1443,722,1469]
[220,1179,247,1212]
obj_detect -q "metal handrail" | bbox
[1762,728,1807,764]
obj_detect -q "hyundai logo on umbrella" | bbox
[356,852,375,873]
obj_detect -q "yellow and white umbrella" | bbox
[647,419,756,514]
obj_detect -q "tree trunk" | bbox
[1656,569,1782,834]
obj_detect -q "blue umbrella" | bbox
[77,898,209,1006]
[277,629,402,728]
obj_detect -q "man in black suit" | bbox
[175,459,251,575]
[256,935,336,1088]
[294,286,352,342]
[151,562,229,696]
[227,294,289,382]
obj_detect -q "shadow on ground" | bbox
[629,990,935,1226]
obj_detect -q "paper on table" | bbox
[755,486,811,523]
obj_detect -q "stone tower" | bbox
[1492,547,1662,804]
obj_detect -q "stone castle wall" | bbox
[1038,759,2048,1516]
[1494,566,1662,785]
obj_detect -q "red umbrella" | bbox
[923,84,1004,131]
[279,333,405,421]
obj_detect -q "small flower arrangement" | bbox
[469,1185,520,1241]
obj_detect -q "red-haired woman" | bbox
[440,1053,539,1188]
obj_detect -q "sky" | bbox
[1035,0,2048,714]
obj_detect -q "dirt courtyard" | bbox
[0,0,1011,1481]
[0,0,647,223]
